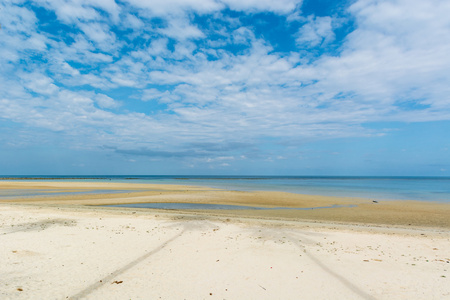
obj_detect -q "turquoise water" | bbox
[1,176,450,202]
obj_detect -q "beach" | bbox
[1,181,449,299]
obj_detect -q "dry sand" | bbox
[1,181,449,299]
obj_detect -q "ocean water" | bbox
[1,176,450,203]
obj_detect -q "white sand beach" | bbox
[1,181,449,299]
[1,204,449,300]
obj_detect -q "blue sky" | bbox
[1,0,449,176]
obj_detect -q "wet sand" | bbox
[1,181,449,299]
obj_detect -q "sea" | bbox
[1,176,450,203]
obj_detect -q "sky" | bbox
[1,0,450,176]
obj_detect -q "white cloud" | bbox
[35,0,101,23]
[0,2,37,33]
[142,88,175,102]
[124,0,223,16]
[122,13,144,29]
[34,0,120,23]
[86,0,121,22]
[296,16,335,47]
[95,94,120,109]
[221,0,300,14]
[315,0,450,117]
[0,4,48,63]
[19,72,59,95]
[146,38,169,56]
[78,22,118,51]
[159,17,205,41]
[232,27,255,45]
